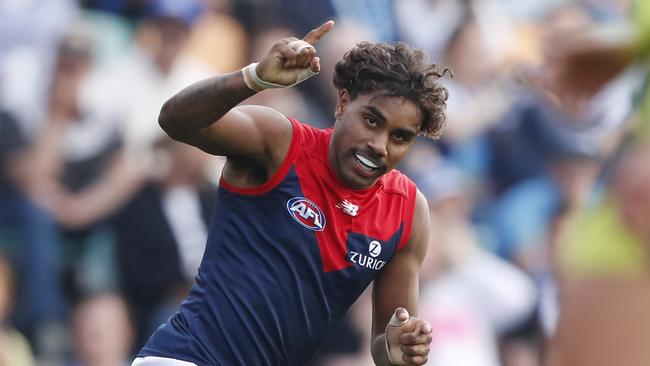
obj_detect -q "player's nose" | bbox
[366,132,388,159]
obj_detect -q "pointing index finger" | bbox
[303,20,335,45]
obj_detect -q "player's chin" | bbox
[347,158,385,187]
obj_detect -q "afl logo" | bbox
[369,240,382,258]
[287,197,326,231]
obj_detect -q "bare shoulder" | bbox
[376,189,430,278]
[404,188,430,259]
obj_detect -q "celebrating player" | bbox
[132,20,448,366]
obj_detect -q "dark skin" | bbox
[329,91,421,190]
[158,21,433,365]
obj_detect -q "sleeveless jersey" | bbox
[139,118,417,365]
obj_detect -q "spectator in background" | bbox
[69,293,134,366]
[484,5,643,339]
[0,0,79,137]
[0,109,67,359]
[417,162,537,366]
[436,12,518,176]
[395,0,466,61]
[0,253,36,366]
[399,142,539,366]
[484,64,639,265]
[113,136,221,351]
[396,0,517,63]
[516,3,650,362]
[539,0,650,275]
[22,28,141,304]
[102,0,213,161]
[558,141,650,279]
[184,0,248,74]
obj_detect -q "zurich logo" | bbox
[287,197,326,231]
[369,240,382,258]
[348,239,386,270]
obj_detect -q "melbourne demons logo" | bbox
[287,197,326,231]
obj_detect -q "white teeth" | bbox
[355,153,379,169]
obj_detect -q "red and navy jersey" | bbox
[139,118,417,365]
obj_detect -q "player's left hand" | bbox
[385,307,432,365]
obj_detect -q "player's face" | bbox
[329,90,421,189]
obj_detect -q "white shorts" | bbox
[132,356,198,366]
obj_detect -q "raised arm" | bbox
[371,190,432,365]
[158,21,334,169]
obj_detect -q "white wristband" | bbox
[241,62,319,92]
[385,311,409,365]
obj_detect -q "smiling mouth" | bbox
[354,153,380,172]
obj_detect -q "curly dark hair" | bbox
[333,42,450,139]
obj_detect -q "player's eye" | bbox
[364,116,377,127]
[392,132,409,144]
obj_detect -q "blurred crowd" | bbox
[1,0,649,365]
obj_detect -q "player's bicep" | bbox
[371,190,430,338]
[184,105,292,162]
[403,190,431,271]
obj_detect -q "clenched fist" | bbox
[385,307,433,365]
[242,20,334,91]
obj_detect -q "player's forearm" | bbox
[158,70,256,141]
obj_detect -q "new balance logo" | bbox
[336,200,359,216]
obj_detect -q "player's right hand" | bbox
[255,20,334,87]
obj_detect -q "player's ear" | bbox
[334,89,349,121]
